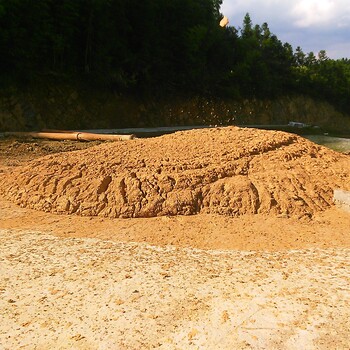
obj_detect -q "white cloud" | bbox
[292,0,339,27]
[220,0,350,58]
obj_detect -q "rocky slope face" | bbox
[0,84,349,132]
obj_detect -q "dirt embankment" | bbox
[1,84,350,132]
[1,127,349,220]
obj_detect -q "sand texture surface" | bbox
[0,127,350,349]
[1,127,349,219]
[1,230,350,350]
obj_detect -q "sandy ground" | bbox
[0,134,350,349]
[1,226,350,350]
[1,198,350,252]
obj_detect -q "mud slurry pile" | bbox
[0,127,349,218]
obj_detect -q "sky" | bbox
[220,0,350,59]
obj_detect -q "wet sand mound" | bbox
[1,127,349,218]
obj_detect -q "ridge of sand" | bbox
[1,127,349,219]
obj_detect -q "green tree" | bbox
[294,46,306,66]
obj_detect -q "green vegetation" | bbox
[0,1,349,115]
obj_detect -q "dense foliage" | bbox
[0,0,349,112]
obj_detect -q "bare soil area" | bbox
[0,128,350,349]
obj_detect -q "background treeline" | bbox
[0,0,349,113]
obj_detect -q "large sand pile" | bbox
[1,127,349,218]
